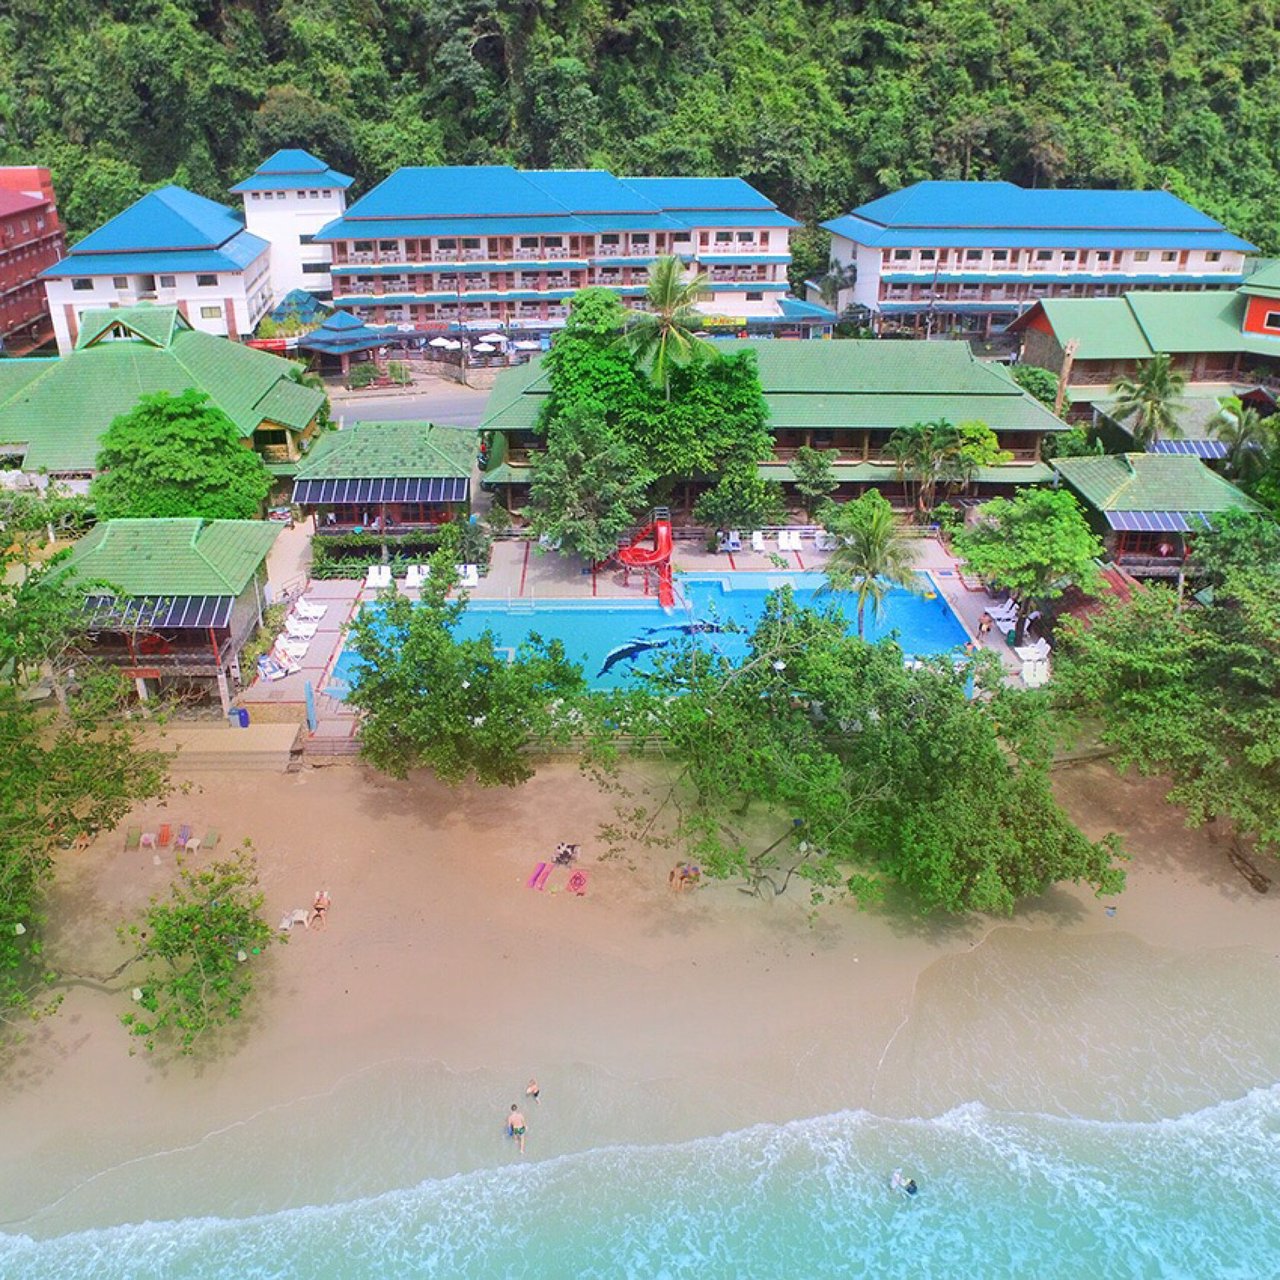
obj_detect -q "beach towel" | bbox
[567,869,588,896]
[526,862,552,890]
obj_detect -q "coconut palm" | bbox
[1109,353,1187,448]
[820,489,917,637]
[620,255,717,398]
[885,419,963,515]
[1207,395,1272,484]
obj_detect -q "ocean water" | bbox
[3,1091,1278,1279]
[329,571,971,694]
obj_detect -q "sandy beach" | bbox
[3,753,1280,1255]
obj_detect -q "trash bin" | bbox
[237,708,250,728]
[1005,628,1017,646]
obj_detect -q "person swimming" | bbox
[891,1169,919,1196]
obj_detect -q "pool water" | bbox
[329,572,970,694]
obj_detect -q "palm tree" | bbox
[885,419,962,516]
[287,361,331,430]
[620,255,717,398]
[1207,395,1272,484]
[821,490,917,637]
[1109,353,1187,448]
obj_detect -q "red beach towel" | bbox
[526,862,551,890]
[567,870,588,896]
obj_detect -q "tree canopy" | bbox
[5,0,1280,264]
[821,489,917,637]
[92,390,272,521]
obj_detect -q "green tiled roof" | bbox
[1029,289,1280,362]
[481,340,1066,435]
[1052,453,1261,514]
[1240,262,1280,299]
[1090,393,1230,442]
[57,518,280,596]
[0,305,325,472]
[758,461,1054,484]
[296,421,475,480]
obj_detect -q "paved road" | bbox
[328,377,491,428]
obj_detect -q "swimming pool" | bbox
[328,572,971,695]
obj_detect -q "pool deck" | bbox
[240,532,1026,745]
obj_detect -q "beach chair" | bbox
[274,637,310,663]
[140,830,157,850]
[183,834,202,855]
[724,530,742,552]
[283,618,319,640]
[157,823,173,848]
[365,565,392,589]
[124,826,141,851]
[177,824,192,850]
[404,564,428,589]
[458,564,480,589]
[815,531,839,552]
[750,531,766,553]
[257,655,291,682]
[292,598,327,621]
[202,829,220,851]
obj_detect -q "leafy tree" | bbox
[1206,395,1273,485]
[1109,353,1188,448]
[594,591,1124,915]
[119,847,276,1056]
[523,405,653,563]
[620,255,716,399]
[345,541,586,786]
[92,390,272,521]
[693,464,786,532]
[886,419,1007,513]
[1044,425,1103,459]
[792,446,838,517]
[952,487,1104,630]
[1186,510,1280,589]
[1010,364,1062,409]
[821,489,917,636]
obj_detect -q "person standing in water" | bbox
[526,1078,540,1105]
[507,1103,527,1154]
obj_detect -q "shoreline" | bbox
[1,758,1278,1239]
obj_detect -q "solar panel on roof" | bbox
[1147,440,1230,459]
[84,594,234,630]
[1105,511,1213,533]
[292,477,469,505]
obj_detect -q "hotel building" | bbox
[818,181,1255,337]
[0,166,65,355]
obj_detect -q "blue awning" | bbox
[292,477,469,505]
[1106,511,1213,533]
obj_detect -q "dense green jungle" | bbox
[2,0,1278,269]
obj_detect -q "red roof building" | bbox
[0,167,65,355]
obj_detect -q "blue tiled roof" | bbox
[622,177,776,210]
[72,186,248,254]
[231,149,354,192]
[41,228,270,279]
[317,167,794,239]
[825,182,1255,252]
[330,261,591,276]
[778,297,837,320]
[697,254,791,266]
[270,289,329,323]
[706,281,788,292]
[879,271,1247,286]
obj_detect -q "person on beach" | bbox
[507,1104,527,1154]
[978,612,993,642]
[526,1078,540,1105]
[309,889,331,929]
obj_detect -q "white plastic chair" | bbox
[457,564,480,589]
[751,532,766,553]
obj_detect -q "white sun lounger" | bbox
[284,618,319,640]
[751,531,766,553]
[457,564,480,589]
[723,530,742,552]
[274,635,310,661]
[291,598,327,620]
[365,565,392,589]
[404,564,429,588]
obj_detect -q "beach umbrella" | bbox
[478,332,506,344]
[513,340,541,350]
[444,338,463,350]
[428,336,452,348]
[474,343,496,353]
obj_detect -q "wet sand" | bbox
[2,757,1278,1237]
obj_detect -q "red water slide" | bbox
[618,510,675,607]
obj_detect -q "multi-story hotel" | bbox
[314,166,827,333]
[817,181,1255,337]
[231,149,353,304]
[42,187,273,352]
[0,167,65,355]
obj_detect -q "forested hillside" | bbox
[2,0,1278,256]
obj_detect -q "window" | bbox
[920,249,936,261]
[1265,310,1280,330]
[1133,250,1150,262]
[746,291,764,301]
[71,278,93,291]
[541,237,561,248]
[199,306,222,319]
[302,262,329,274]
[250,192,260,201]
[1035,249,1053,262]
[321,190,331,198]
[196,273,218,287]
[380,240,399,252]
[737,231,753,242]
[965,249,983,261]
[1096,251,1111,262]
[35,215,44,230]
[519,237,538,248]
[991,249,1008,262]
[1206,251,1221,262]
[715,231,732,243]
[893,249,911,261]
[159,275,175,288]
[631,233,649,244]
[299,234,315,246]
[1062,250,1077,262]
[353,240,373,253]
[672,231,691,242]
[263,192,274,200]
[1161,251,1177,262]
[112,276,128,289]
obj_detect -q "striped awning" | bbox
[291,476,469,505]
[84,594,234,630]
[1147,439,1230,459]
[1106,511,1213,533]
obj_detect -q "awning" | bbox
[292,476,469,505]
[1147,439,1230,459]
[1106,511,1213,533]
[85,594,234,630]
